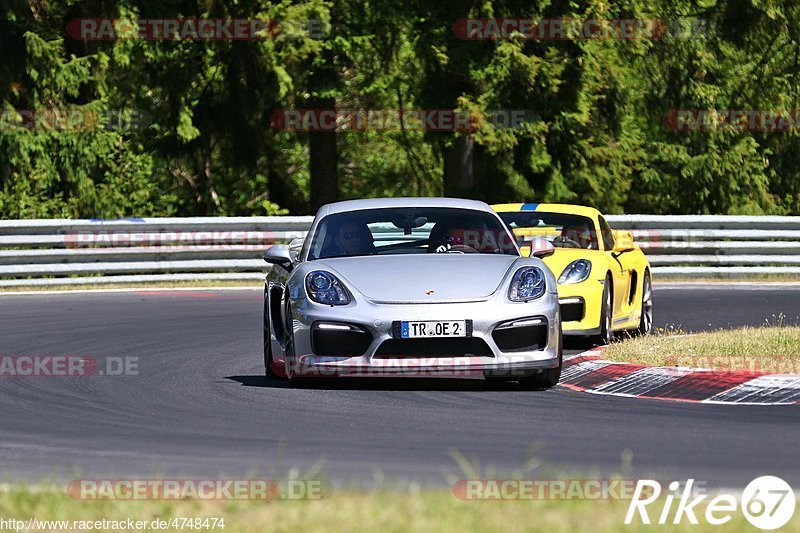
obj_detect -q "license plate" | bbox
[400,320,467,338]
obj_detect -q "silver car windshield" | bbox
[308,207,519,260]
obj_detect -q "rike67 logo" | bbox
[626,477,795,530]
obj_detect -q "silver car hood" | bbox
[314,254,518,303]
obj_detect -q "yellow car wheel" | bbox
[636,271,654,336]
[592,276,613,346]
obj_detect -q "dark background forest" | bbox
[2,0,800,218]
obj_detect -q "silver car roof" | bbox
[302,197,516,262]
[315,197,494,217]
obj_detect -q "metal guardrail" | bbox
[0,215,798,287]
[605,215,800,279]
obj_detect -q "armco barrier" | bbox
[0,214,798,287]
[606,215,800,278]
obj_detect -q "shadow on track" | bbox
[224,375,562,392]
[223,340,591,392]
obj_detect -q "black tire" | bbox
[283,299,313,388]
[590,276,614,346]
[637,271,654,336]
[263,290,278,379]
[519,328,563,390]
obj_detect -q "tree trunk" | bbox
[442,134,475,197]
[308,96,339,211]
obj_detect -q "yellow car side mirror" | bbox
[611,230,635,253]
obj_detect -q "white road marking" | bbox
[704,375,800,405]
[595,366,692,395]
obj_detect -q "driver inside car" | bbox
[556,224,595,249]
[434,230,464,253]
[429,218,484,253]
[330,222,375,257]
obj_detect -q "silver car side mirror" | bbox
[528,238,555,258]
[263,244,294,270]
[288,237,305,262]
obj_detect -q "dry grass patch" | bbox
[605,323,800,373]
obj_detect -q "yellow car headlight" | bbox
[558,259,592,285]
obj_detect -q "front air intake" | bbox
[492,317,548,352]
[311,323,373,357]
[374,338,494,358]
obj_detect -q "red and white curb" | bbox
[560,350,800,405]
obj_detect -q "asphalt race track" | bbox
[1,285,799,488]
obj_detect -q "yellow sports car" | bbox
[492,203,653,344]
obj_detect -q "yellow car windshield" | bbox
[498,212,599,250]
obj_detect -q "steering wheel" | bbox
[555,237,582,249]
[446,244,479,254]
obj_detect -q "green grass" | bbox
[605,322,800,372]
[1,485,796,532]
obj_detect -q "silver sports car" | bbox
[262,198,562,388]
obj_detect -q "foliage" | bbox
[1,0,799,217]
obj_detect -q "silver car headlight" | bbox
[558,259,592,285]
[305,271,351,305]
[508,267,546,302]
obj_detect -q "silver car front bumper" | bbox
[283,292,561,378]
